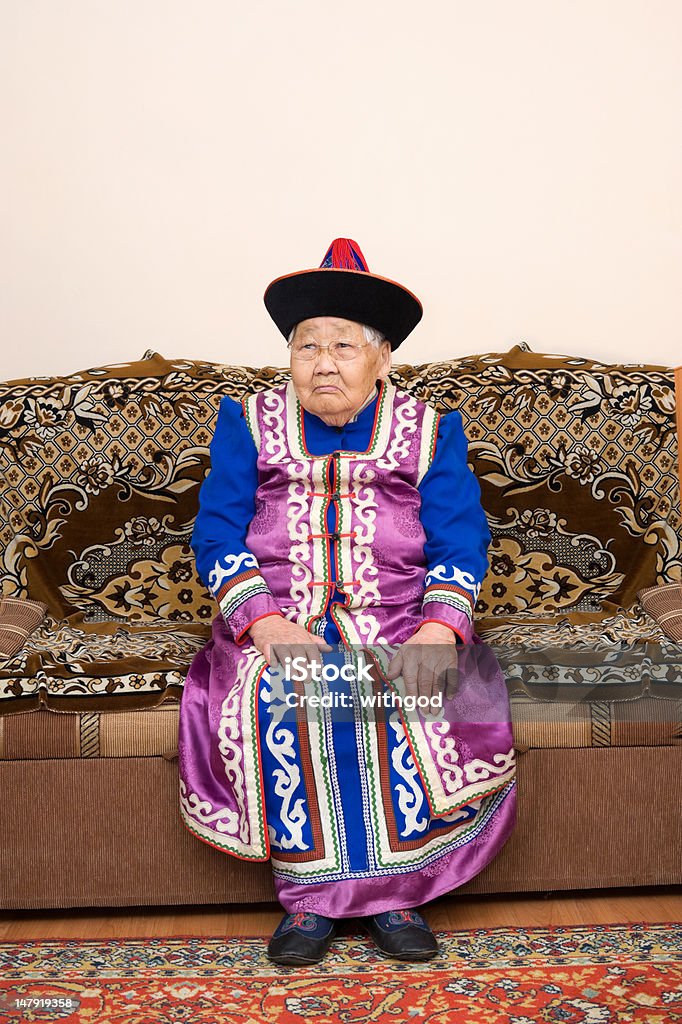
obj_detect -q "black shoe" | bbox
[267,912,337,965]
[361,909,439,961]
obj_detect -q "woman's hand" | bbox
[385,622,459,704]
[249,613,331,677]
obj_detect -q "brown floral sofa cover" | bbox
[0,344,680,730]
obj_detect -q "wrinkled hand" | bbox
[249,613,331,679]
[385,622,459,704]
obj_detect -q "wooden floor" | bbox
[2,887,681,941]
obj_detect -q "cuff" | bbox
[215,570,281,644]
[232,607,283,645]
[420,603,473,644]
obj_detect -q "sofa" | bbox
[0,343,680,911]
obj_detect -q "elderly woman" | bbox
[179,238,516,965]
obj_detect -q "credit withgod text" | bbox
[282,656,444,711]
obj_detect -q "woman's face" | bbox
[289,316,391,426]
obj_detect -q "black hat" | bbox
[263,237,423,350]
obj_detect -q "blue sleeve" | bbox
[418,409,491,641]
[191,396,258,589]
[191,396,281,640]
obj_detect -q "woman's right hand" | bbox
[249,613,331,677]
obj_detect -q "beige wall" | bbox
[1,0,680,381]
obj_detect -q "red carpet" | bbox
[0,921,681,1023]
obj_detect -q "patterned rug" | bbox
[0,922,681,1023]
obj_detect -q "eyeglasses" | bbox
[287,339,371,362]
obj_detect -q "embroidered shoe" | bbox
[267,912,337,965]
[361,909,439,961]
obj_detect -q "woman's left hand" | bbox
[385,622,459,705]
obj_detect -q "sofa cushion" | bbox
[480,602,682,699]
[0,611,210,713]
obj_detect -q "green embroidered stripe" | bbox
[242,395,258,447]
[428,410,439,466]
[423,590,473,618]
[296,397,305,451]
[249,661,267,855]
[219,580,271,619]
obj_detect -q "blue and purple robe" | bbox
[178,379,516,916]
